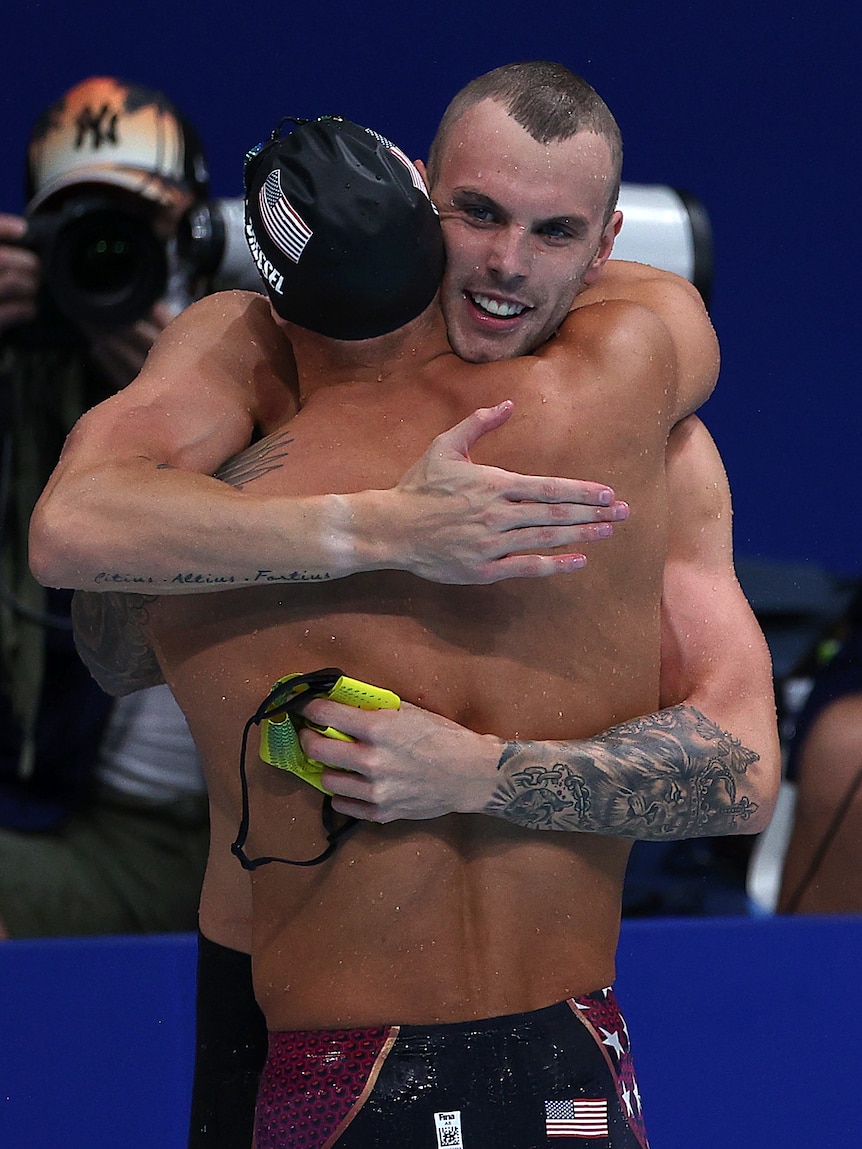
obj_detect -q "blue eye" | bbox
[451,194,500,225]
[464,204,496,223]
[538,223,574,242]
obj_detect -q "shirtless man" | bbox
[35,65,779,1147]
[285,63,773,837]
[72,113,776,1148]
[29,64,709,596]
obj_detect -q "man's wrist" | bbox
[335,488,410,576]
[456,733,511,815]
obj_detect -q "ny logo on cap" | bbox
[74,103,119,152]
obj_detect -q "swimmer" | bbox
[70,112,778,1148]
[36,63,779,1149]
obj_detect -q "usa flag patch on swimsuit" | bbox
[545,1097,609,1139]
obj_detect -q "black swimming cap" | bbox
[244,117,444,340]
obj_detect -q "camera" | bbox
[614,184,713,306]
[21,195,170,329]
[176,197,263,293]
[18,195,261,332]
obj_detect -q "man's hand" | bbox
[299,698,501,822]
[0,213,39,332]
[81,300,176,391]
[382,401,629,583]
[301,692,773,839]
[0,209,172,389]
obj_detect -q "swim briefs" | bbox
[255,987,649,1148]
[187,932,268,1149]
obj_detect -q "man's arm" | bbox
[575,260,721,420]
[301,415,781,839]
[71,414,781,839]
[29,290,628,593]
[71,591,163,695]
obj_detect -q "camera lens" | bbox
[69,222,141,294]
[43,203,168,328]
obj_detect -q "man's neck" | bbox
[283,303,451,399]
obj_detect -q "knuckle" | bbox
[548,501,573,522]
[479,505,506,532]
[473,562,497,584]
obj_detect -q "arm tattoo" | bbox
[94,432,304,588]
[214,431,294,489]
[155,430,294,489]
[486,705,760,838]
[71,590,163,696]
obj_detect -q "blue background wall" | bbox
[4,919,862,1147]
[4,1,860,575]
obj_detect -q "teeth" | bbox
[471,293,526,318]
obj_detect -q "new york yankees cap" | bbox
[26,76,209,212]
[243,116,445,341]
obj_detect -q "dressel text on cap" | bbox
[245,219,285,295]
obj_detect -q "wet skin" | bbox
[428,98,622,363]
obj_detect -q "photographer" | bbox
[0,76,224,938]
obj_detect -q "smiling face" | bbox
[430,98,621,363]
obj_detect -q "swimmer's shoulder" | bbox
[575,259,700,309]
[567,260,719,418]
[154,290,294,379]
[530,295,679,424]
[542,293,675,372]
[164,288,276,339]
[143,290,298,429]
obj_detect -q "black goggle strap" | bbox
[231,668,359,871]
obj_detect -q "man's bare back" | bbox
[144,289,677,1030]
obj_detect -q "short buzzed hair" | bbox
[427,61,623,221]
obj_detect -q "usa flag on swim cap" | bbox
[259,169,313,263]
[363,128,433,205]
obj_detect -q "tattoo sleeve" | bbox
[71,590,163,696]
[486,705,760,838]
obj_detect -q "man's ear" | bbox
[414,158,429,187]
[583,210,623,285]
